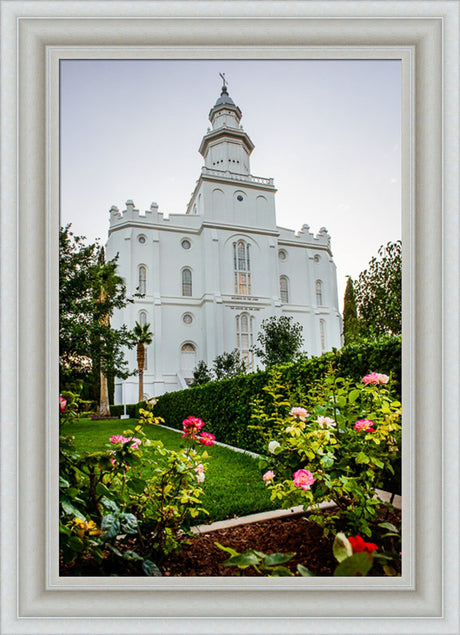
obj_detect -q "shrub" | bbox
[251,369,401,538]
[152,336,401,456]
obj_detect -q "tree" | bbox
[342,276,362,345]
[191,350,247,387]
[252,315,304,367]
[191,361,213,386]
[59,225,134,410]
[213,349,247,380]
[133,322,153,402]
[354,240,402,337]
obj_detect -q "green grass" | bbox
[61,418,277,524]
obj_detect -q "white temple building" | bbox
[106,80,342,403]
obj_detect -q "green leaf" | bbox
[96,482,115,499]
[320,455,334,469]
[59,476,70,488]
[123,550,143,561]
[355,451,370,464]
[126,477,147,494]
[269,566,294,577]
[348,389,360,403]
[332,532,353,563]
[119,513,138,534]
[142,560,163,576]
[222,552,261,568]
[60,497,85,520]
[214,541,240,558]
[263,552,295,567]
[297,564,314,576]
[378,521,398,533]
[67,536,84,552]
[333,552,373,577]
[101,514,121,539]
[100,496,119,514]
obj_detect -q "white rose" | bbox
[196,472,205,484]
[268,440,281,454]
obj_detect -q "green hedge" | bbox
[152,336,401,455]
[109,403,138,419]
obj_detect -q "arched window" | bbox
[180,342,196,381]
[139,310,147,326]
[236,312,254,370]
[320,319,327,351]
[316,280,323,305]
[138,265,146,295]
[280,276,289,303]
[182,268,192,296]
[233,240,251,295]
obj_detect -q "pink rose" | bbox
[110,434,128,444]
[129,437,141,450]
[354,419,375,433]
[289,407,309,421]
[263,470,275,484]
[316,416,336,429]
[293,469,315,490]
[199,432,215,446]
[362,372,389,385]
[182,416,205,439]
[109,435,141,449]
[59,396,67,412]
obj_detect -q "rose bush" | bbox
[59,395,214,574]
[251,368,401,537]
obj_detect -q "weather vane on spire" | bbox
[219,72,227,88]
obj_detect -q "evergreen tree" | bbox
[354,240,402,337]
[252,315,304,367]
[342,276,362,345]
[191,360,213,386]
[213,349,247,380]
[59,225,134,408]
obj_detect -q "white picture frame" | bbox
[1,1,458,633]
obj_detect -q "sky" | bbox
[60,59,401,312]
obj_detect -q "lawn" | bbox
[61,418,278,524]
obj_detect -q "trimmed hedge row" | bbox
[109,403,138,419]
[152,336,401,454]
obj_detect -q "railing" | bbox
[201,167,274,186]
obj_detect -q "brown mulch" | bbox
[163,512,336,576]
[61,508,400,577]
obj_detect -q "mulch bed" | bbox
[61,508,400,577]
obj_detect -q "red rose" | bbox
[348,535,379,554]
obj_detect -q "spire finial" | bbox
[219,72,228,93]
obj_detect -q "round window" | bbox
[181,239,191,250]
[236,195,244,202]
[278,249,287,261]
[183,313,193,325]
[314,254,321,262]
[138,235,146,244]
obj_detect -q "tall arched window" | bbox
[236,312,254,370]
[182,268,192,296]
[280,275,289,303]
[233,240,251,295]
[180,342,196,382]
[316,280,323,305]
[320,319,327,351]
[138,265,146,295]
[139,310,147,326]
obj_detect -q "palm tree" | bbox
[133,321,153,402]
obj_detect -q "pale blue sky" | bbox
[61,59,401,311]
